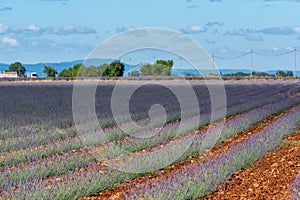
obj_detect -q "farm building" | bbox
[0,71,18,78]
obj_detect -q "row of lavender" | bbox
[124,106,300,199]
[2,89,300,199]
[114,95,300,172]
[292,174,300,200]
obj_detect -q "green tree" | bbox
[286,71,294,77]
[59,61,125,77]
[59,64,85,77]
[234,72,249,76]
[252,72,270,76]
[140,64,152,76]
[72,64,83,76]
[43,66,57,77]
[103,60,125,77]
[59,69,72,77]
[129,70,140,76]
[8,62,26,77]
[276,70,286,77]
[156,60,173,68]
[140,60,173,76]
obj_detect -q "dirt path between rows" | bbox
[200,131,300,200]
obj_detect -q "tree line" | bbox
[4,60,174,77]
[3,60,296,78]
[3,62,58,77]
[59,60,125,77]
[222,70,294,77]
[3,61,126,77]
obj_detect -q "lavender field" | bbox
[0,79,299,199]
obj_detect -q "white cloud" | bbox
[220,48,229,53]
[245,35,264,42]
[0,23,97,36]
[259,26,300,35]
[293,27,300,34]
[286,46,295,51]
[206,21,224,27]
[45,25,96,35]
[205,38,217,44]
[226,26,300,36]
[0,23,7,33]
[27,24,41,32]
[181,25,207,34]
[225,29,254,36]
[2,36,18,46]
[116,26,136,33]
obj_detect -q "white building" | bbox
[0,71,18,78]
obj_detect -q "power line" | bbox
[253,50,294,57]
[173,57,182,63]
[214,52,251,60]
[190,57,211,62]
[174,57,211,63]
[121,47,299,78]
[213,49,294,59]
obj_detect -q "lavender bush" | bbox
[128,106,300,200]
[291,173,300,200]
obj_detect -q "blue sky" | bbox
[0,0,300,71]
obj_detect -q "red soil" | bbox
[201,131,300,200]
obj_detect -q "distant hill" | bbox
[1,60,299,77]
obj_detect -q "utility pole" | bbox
[55,63,57,78]
[207,52,215,76]
[294,47,297,78]
[129,58,132,77]
[180,56,183,76]
[250,49,253,77]
[212,53,215,69]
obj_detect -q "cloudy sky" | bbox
[0,0,300,71]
